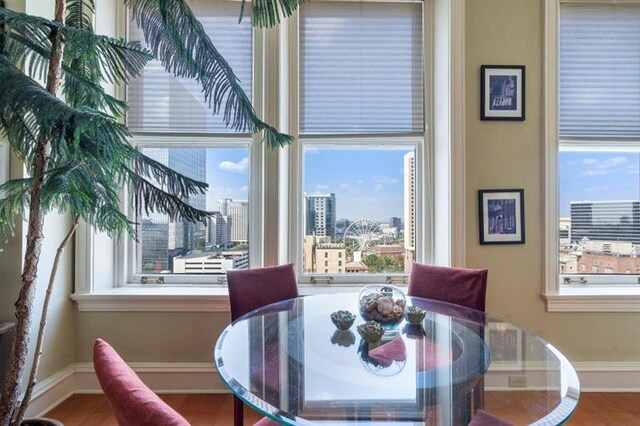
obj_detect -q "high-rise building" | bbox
[305,193,336,239]
[218,198,249,243]
[570,200,640,244]
[403,152,415,271]
[389,216,402,230]
[208,212,229,248]
[138,148,206,273]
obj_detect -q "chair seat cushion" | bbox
[93,339,189,426]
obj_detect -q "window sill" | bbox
[543,286,640,312]
[70,285,381,312]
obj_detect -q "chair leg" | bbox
[234,395,244,426]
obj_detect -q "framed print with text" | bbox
[478,189,525,245]
[481,65,525,121]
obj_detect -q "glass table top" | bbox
[215,294,579,425]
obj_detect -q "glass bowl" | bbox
[358,285,406,329]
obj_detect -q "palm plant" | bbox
[0,0,302,424]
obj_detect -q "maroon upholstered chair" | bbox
[227,263,299,426]
[93,339,189,426]
[407,262,488,312]
[407,262,489,423]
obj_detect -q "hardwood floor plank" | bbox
[45,392,640,425]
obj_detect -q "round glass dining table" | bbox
[214,294,579,425]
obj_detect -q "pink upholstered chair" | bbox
[94,339,279,426]
[227,263,299,426]
[93,339,189,426]
[407,262,488,312]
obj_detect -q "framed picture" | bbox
[478,189,525,245]
[480,65,525,121]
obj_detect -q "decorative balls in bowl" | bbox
[330,310,356,330]
[358,285,406,329]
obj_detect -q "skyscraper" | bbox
[389,216,402,230]
[570,200,640,244]
[208,212,229,248]
[138,147,206,273]
[218,198,249,243]
[305,193,337,239]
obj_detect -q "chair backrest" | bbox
[227,263,299,321]
[93,339,189,426]
[408,262,488,312]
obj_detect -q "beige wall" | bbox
[465,0,640,361]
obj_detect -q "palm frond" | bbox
[125,0,294,149]
[241,0,308,28]
[0,8,152,84]
[124,167,212,224]
[125,145,208,200]
[1,32,128,115]
[0,178,34,240]
[0,55,131,164]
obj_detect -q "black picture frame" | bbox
[480,65,525,121]
[478,189,525,245]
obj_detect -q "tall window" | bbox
[558,2,640,284]
[126,1,255,283]
[298,1,424,281]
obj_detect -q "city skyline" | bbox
[559,151,640,217]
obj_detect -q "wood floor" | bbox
[45,392,640,425]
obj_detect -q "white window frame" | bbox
[287,0,431,285]
[543,0,640,312]
[71,0,466,311]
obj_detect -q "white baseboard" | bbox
[30,361,640,416]
[574,361,640,392]
[27,365,75,418]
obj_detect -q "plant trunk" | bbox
[14,217,79,424]
[0,1,66,425]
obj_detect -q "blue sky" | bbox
[205,147,409,222]
[205,148,250,210]
[558,150,640,217]
[204,148,640,221]
[304,147,410,222]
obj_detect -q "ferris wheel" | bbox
[344,219,384,262]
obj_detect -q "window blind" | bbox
[127,1,252,133]
[300,1,424,135]
[559,4,640,138]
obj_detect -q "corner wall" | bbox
[464,0,640,362]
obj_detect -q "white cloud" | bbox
[580,156,628,177]
[339,183,359,193]
[315,184,330,191]
[374,184,384,192]
[373,175,399,184]
[219,157,249,172]
[240,185,249,192]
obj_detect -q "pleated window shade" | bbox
[127,1,252,133]
[560,3,640,139]
[300,1,424,135]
